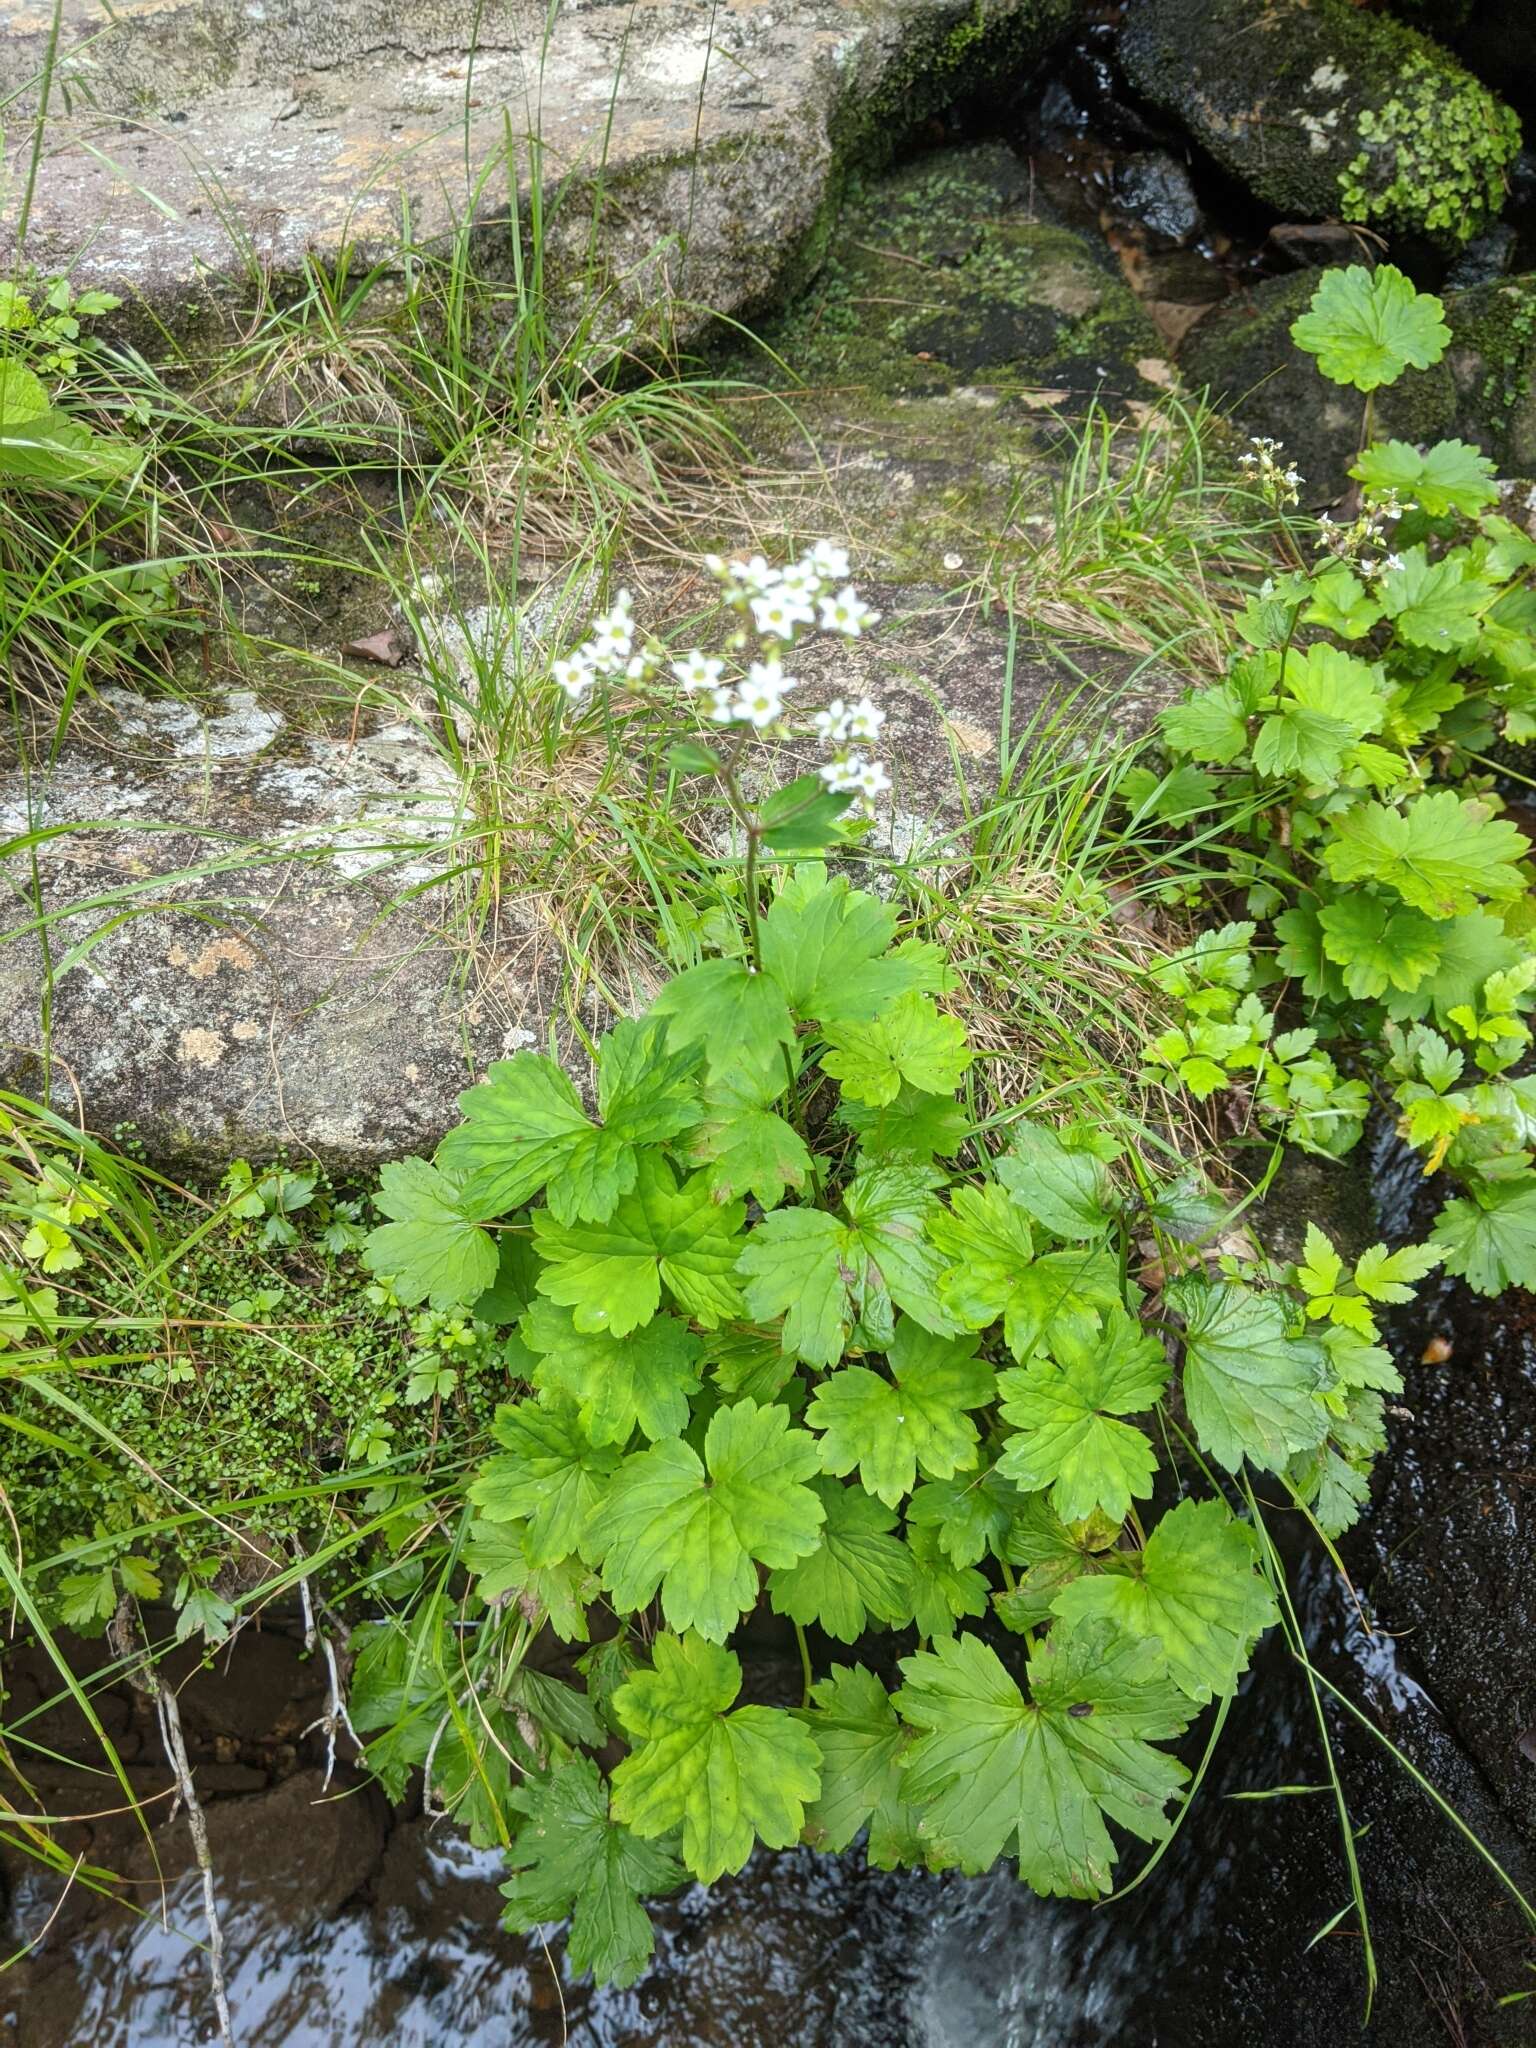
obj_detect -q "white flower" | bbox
[588,617,632,668]
[812,698,851,742]
[855,759,891,801]
[706,685,738,725]
[626,648,662,683]
[809,540,851,581]
[778,559,823,603]
[818,752,866,794]
[818,586,880,637]
[750,590,815,640]
[733,554,776,594]
[846,695,885,741]
[672,649,725,692]
[748,656,796,698]
[1382,551,1405,574]
[552,653,592,701]
[733,673,786,728]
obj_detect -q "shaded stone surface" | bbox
[0,0,1074,345]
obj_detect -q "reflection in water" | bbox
[3,1819,1137,2048]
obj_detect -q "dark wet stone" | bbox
[1112,150,1201,244]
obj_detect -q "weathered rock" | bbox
[738,143,1168,568]
[1120,0,1520,247]
[0,0,1075,348]
[1111,150,1201,244]
[1443,271,1536,475]
[0,589,1160,1167]
[0,685,550,1168]
[1178,270,1456,501]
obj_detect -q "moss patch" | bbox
[1121,0,1520,246]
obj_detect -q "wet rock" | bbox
[1179,270,1456,502]
[1111,150,1201,244]
[1444,222,1519,292]
[0,0,1076,351]
[1121,0,1520,247]
[766,145,1158,401]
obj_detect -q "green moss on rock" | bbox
[756,144,1157,398]
[1121,0,1520,247]
[1445,272,1536,471]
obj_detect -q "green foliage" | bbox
[1152,261,1536,1325]
[335,853,1443,1983]
[1289,264,1450,391]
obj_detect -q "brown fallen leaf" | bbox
[341,630,403,667]
[1421,1334,1454,1364]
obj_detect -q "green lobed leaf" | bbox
[805,1318,995,1506]
[1322,791,1528,918]
[1169,1275,1328,1474]
[501,1758,686,1988]
[1378,546,1490,652]
[520,1298,704,1444]
[467,1398,621,1566]
[799,1664,930,1866]
[820,991,973,1106]
[611,1633,822,1883]
[437,1017,704,1224]
[759,866,951,1024]
[533,1153,745,1337]
[737,1205,852,1366]
[995,1312,1169,1523]
[1289,264,1450,392]
[592,1397,824,1641]
[1050,1497,1278,1703]
[1350,437,1498,518]
[996,1122,1118,1241]
[894,1623,1192,1897]
[1251,644,1387,785]
[1317,894,1443,999]
[768,1476,917,1641]
[650,959,795,1081]
[362,1158,498,1311]
[1431,1181,1536,1294]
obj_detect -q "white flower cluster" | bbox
[548,545,893,812]
[551,588,665,702]
[1239,435,1303,508]
[1315,488,1408,578]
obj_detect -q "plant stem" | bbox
[794,1620,813,1707]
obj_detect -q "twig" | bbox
[113,1605,235,2048]
[296,1574,363,1790]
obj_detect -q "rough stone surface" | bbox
[1121,0,1519,247]
[738,143,1169,570]
[0,590,1157,1167]
[0,0,1074,342]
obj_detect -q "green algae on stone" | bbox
[1121,0,1519,247]
[757,145,1157,398]
[1444,273,1536,472]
